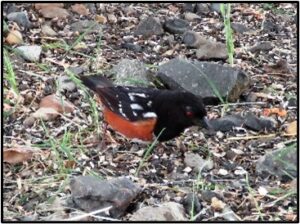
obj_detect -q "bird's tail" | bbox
[80,75,114,92]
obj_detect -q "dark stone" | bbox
[7,11,31,29]
[244,113,276,131]
[70,176,141,218]
[210,3,221,13]
[70,20,101,33]
[164,18,189,34]
[262,15,281,33]
[201,190,222,202]
[249,41,273,53]
[182,30,200,48]
[288,98,297,107]
[134,16,163,37]
[121,42,142,52]
[210,113,276,132]
[182,193,202,215]
[158,58,249,102]
[195,3,210,15]
[184,3,195,12]
[210,115,244,132]
[231,23,251,34]
[256,144,297,180]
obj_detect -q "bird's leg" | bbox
[99,122,108,150]
[99,122,118,150]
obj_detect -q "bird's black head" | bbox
[177,92,212,129]
[152,90,213,141]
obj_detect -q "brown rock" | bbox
[6,30,23,45]
[71,4,89,16]
[35,3,64,10]
[39,94,74,113]
[39,6,69,19]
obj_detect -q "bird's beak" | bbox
[195,116,214,131]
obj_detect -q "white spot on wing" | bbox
[134,93,147,98]
[128,92,147,101]
[129,94,135,101]
[147,101,152,107]
[133,111,137,116]
[130,104,143,110]
[143,112,157,118]
[118,103,127,118]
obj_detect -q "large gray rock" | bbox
[7,12,31,29]
[111,59,152,87]
[70,20,101,33]
[16,45,42,62]
[130,202,187,221]
[184,152,214,172]
[70,176,141,218]
[256,144,297,181]
[134,17,163,37]
[158,58,249,102]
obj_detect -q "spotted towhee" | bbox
[80,75,212,142]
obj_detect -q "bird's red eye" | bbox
[186,111,193,117]
[185,106,194,117]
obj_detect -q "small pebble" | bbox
[23,116,35,128]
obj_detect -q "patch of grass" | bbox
[65,69,101,133]
[189,166,226,221]
[220,3,235,66]
[42,40,68,50]
[262,3,294,15]
[4,49,18,95]
[189,182,197,220]
[36,62,51,73]
[135,128,165,176]
[96,25,104,50]
[245,173,264,221]
[39,119,77,175]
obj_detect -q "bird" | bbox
[80,75,212,142]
